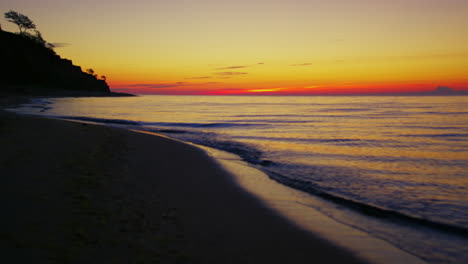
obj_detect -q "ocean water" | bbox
[13,95,468,263]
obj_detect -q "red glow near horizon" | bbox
[109,79,468,96]
[109,81,468,96]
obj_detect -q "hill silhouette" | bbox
[429,86,467,95]
[0,30,130,96]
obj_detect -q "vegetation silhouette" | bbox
[4,10,35,33]
[86,68,98,79]
[4,11,52,51]
[1,10,131,96]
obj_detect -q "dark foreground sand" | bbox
[0,109,369,263]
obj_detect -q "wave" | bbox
[426,111,468,115]
[150,127,468,237]
[402,133,468,141]
[318,108,373,112]
[55,116,142,125]
[54,116,261,129]
[160,132,468,237]
[231,135,422,148]
[308,152,468,167]
[382,125,467,131]
[172,134,268,166]
[264,169,468,238]
[225,119,318,124]
[232,114,308,118]
[404,133,468,138]
[234,135,381,143]
[145,122,261,129]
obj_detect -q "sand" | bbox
[0,106,369,263]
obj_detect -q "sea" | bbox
[11,95,468,263]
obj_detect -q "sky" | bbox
[2,0,468,95]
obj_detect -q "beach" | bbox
[2,1,466,262]
[0,103,371,263]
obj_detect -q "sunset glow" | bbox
[247,88,285,93]
[2,0,468,95]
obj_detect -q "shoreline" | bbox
[194,144,426,264]
[0,109,371,263]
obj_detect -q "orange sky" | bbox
[2,0,468,95]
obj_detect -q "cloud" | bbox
[129,82,188,89]
[129,84,153,87]
[215,66,247,70]
[214,72,248,76]
[214,63,265,70]
[291,63,313,66]
[48,43,70,48]
[185,76,211,80]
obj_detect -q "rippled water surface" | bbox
[15,95,468,263]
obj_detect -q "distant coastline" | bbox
[350,86,468,97]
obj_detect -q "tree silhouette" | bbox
[100,76,107,81]
[19,30,47,46]
[4,10,36,33]
[86,68,99,78]
[33,30,46,45]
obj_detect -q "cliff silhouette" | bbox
[0,30,130,96]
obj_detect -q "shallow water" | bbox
[13,95,468,263]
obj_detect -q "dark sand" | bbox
[0,107,369,263]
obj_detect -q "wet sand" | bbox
[0,107,374,263]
